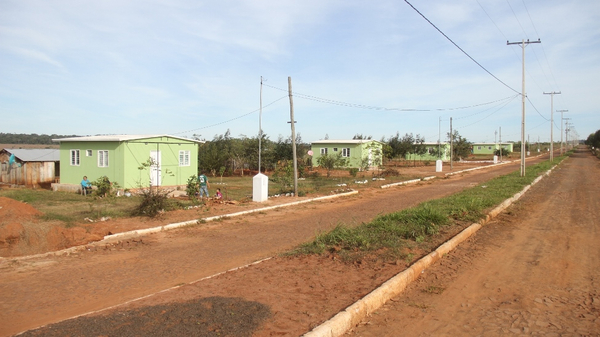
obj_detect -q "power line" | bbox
[171,96,288,136]
[263,82,517,112]
[403,0,519,94]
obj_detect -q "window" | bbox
[98,150,109,167]
[86,150,92,156]
[320,148,328,155]
[179,150,190,166]
[488,146,492,150]
[333,148,338,152]
[70,149,80,166]
[477,146,482,150]
[342,148,350,157]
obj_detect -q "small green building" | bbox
[311,140,383,169]
[410,142,451,162]
[53,135,200,190]
[472,143,513,155]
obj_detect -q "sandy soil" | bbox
[349,147,600,336]
[3,154,588,336]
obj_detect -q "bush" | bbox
[186,175,199,200]
[131,187,172,217]
[348,168,359,177]
[91,176,119,197]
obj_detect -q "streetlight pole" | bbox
[557,109,568,155]
[507,38,541,176]
[543,91,560,161]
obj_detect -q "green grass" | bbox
[290,155,566,261]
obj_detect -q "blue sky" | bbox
[1,0,599,144]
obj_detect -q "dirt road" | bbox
[0,156,549,336]
[350,148,600,336]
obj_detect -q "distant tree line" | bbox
[0,133,78,144]
[585,129,600,150]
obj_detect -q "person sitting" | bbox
[215,188,223,199]
[81,176,92,195]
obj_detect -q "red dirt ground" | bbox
[3,153,596,336]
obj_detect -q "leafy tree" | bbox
[359,141,383,171]
[316,153,348,177]
[384,132,426,160]
[353,134,372,140]
[447,130,472,161]
[585,129,600,149]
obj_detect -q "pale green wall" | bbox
[311,141,383,168]
[59,136,198,189]
[472,143,513,155]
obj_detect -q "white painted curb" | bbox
[303,164,558,337]
[103,190,358,241]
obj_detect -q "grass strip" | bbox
[291,156,567,260]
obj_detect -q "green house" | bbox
[472,143,513,155]
[311,140,383,169]
[53,135,200,190]
[409,142,450,162]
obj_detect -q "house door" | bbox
[150,150,161,186]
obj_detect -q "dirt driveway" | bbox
[1,154,575,336]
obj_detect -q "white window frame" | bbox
[98,150,109,167]
[70,149,80,166]
[86,150,93,156]
[342,148,350,157]
[179,150,190,166]
[320,148,328,155]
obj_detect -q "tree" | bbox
[316,153,347,177]
[447,130,472,161]
[384,132,426,160]
[585,129,600,149]
[359,141,383,171]
[353,134,372,140]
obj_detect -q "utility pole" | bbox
[438,117,441,159]
[543,91,560,161]
[499,127,502,162]
[450,117,453,170]
[288,76,298,196]
[494,129,498,157]
[557,109,568,155]
[564,118,572,151]
[258,76,263,173]
[507,38,541,176]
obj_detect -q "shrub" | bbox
[91,176,120,197]
[131,187,172,217]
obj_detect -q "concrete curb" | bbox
[303,164,558,337]
[103,190,359,241]
[445,160,512,177]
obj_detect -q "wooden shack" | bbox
[0,149,60,188]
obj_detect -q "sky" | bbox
[1,0,599,144]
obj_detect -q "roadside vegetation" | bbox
[290,153,571,263]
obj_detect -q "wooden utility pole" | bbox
[288,77,298,196]
[507,38,540,176]
[450,117,453,170]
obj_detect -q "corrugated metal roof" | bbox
[52,134,202,143]
[3,148,60,162]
